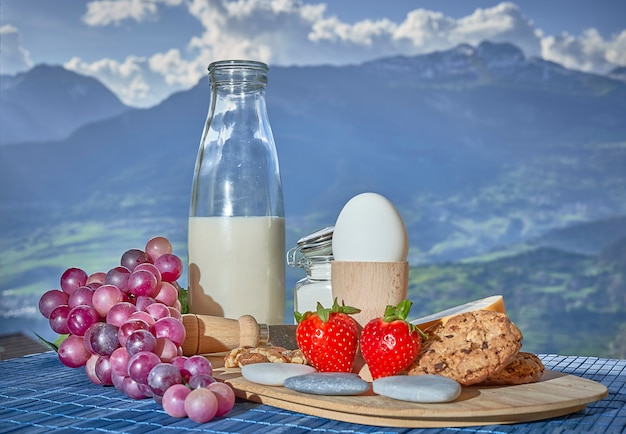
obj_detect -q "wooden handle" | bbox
[331,261,408,327]
[181,314,261,356]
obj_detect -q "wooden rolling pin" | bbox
[181,314,297,356]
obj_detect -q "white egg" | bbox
[332,192,408,262]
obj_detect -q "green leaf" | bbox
[382,299,413,323]
[179,287,189,314]
[294,310,304,323]
[32,330,66,353]
[316,302,330,322]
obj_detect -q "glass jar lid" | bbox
[287,226,334,268]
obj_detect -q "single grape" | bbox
[168,306,182,321]
[110,347,131,377]
[88,322,120,356]
[82,324,98,355]
[135,296,156,312]
[207,382,236,417]
[154,253,183,283]
[123,376,150,399]
[106,301,138,327]
[118,318,151,347]
[134,262,162,283]
[87,271,107,286]
[105,266,131,293]
[60,267,88,295]
[154,281,178,307]
[111,370,126,392]
[147,363,183,396]
[127,351,161,385]
[162,384,190,418]
[86,282,102,290]
[171,355,188,371]
[85,354,104,385]
[188,374,216,389]
[92,284,125,317]
[145,236,172,263]
[128,269,158,298]
[67,305,100,336]
[155,337,179,362]
[184,355,213,377]
[152,317,186,347]
[57,334,91,368]
[128,311,156,327]
[49,304,71,334]
[39,289,69,318]
[145,302,170,321]
[180,368,192,383]
[95,356,113,385]
[184,388,218,423]
[68,286,94,308]
[121,248,149,272]
[126,329,157,356]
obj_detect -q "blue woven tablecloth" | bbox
[1,352,624,433]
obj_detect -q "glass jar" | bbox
[288,227,334,315]
[293,256,333,315]
[188,60,285,325]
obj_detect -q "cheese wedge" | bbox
[410,295,506,331]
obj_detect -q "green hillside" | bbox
[407,245,626,358]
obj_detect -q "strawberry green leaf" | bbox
[294,311,304,323]
[382,299,413,323]
[316,302,331,322]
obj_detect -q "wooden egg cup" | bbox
[331,260,408,327]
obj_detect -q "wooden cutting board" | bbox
[212,367,608,428]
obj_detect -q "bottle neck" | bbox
[191,59,283,218]
[207,62,269,131]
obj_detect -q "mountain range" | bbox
[1,64,129,144]
[2,41,625,261]
[1,41,625,357]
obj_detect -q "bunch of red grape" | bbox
[37,236,235,423]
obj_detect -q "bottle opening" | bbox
[208,60,268,86]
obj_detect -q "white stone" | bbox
[373,375,461,403]
[241,363,317,386]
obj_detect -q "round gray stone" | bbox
[241,363,317,386]
[373,374,461,403]
[284,372,371,395]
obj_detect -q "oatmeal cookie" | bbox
[479,352,545,386]
[408,310,523,386]
[224,346,307,368]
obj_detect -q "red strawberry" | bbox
[295,299,360,373]
[360,300,425,379]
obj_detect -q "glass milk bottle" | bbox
[188,60,285,325]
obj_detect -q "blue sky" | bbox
[2,0,625,107]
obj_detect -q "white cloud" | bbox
[450,2,541,57]
[65,55,155,106]
[185,0,329,64]
[83,0,184,26]
[69,0,625,107]
[308,2,541,59]
[606,30,626,66]
[393,10,454,51]
[149,48,205,87]
[542,28,626,73]
[0,24,34,74]
[64,49,204,107]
